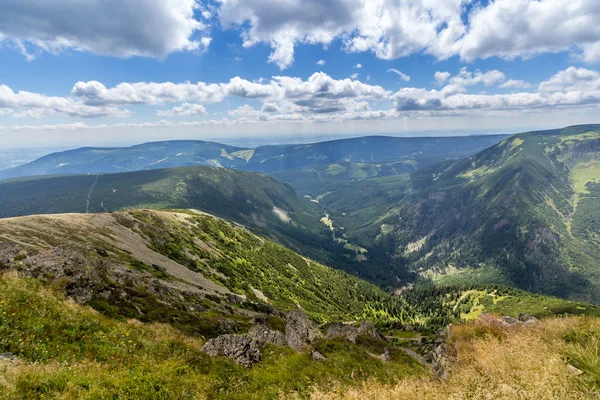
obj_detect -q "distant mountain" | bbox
[0,135,509,181]
[0,141,251,180]
[316,125,600,303]
[245,135,511,173]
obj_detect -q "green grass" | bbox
[0,273,424,399]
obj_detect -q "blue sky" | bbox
[1,0,600,147]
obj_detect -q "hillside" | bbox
[0,210,598,398]
[0,135,509,181]
[317,125,600,302]
[0,166,406,284]
[0,210,413,327]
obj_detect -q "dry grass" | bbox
[310,316,600,400]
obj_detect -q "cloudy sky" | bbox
[1,0,600,147]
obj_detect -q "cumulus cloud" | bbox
[500,80,534,89]
[456,0,600,63]
[350,73,360,80]
[388,68,410,82]
[6,66,600,128]
[355,63,363,69]
[317,59,326,66]
[0,0,210,59]
[0,84,129,118]
[217,0,600,68]
[391,66,600,113]
[434,71,451,86]
[157,103,206,117]
[228,104,262,117]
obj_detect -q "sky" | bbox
[1,0,600,147]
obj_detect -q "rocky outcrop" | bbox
[311,350,327,361]
[325,323,359,344]
[358,321,386,341]
[247,324,287,347]
[285,309,324,351]
[202,334,262,368]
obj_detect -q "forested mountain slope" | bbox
[320,125,600,302]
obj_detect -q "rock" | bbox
[217,319,238,334]
[431,344,452,380]
[518,313,539,324]
[247,324,287,347]
[567,364,584,376]
[357,321,386,341]
[285,309,323,351]
[501,316,519,325]
[202,334,261,368]
[380,347,390,362]
[326,323,359,344]
[0,352,16,362]
[227,294,244,305]
[311,350,327,361]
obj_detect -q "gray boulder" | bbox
[326,323,359,344]
[247,324,287,347]
[202,334,261,367]
[501,315,519,325]
[380,347,390,362]
[311,350,327,361]
[358,321,386,341]
[285,309,324,351]
[518,313,539,324]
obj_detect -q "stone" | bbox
[311,350,327,361]
[325,323,359,344]
[501,316,519,325]
[0,353,16,362]
[247,324,287,347]
[217,319,238,334]
[518,313,539,325]
[380,347,390,362]
[567,364,584,376]
[285,309,324,351]
[357,321,386,341]
[202,334,261,368]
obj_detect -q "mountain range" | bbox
[1,126,599,303]
[0,135,508,181]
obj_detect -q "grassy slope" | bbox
[312,315,600,399]
[0,210,414,327]
[0,273,424,400]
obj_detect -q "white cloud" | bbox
[0,84,129,118]
[217,0,600,68]
[456,0,600,63]
[157,103,206,117]
[391,66,600,113]
[0,0,210,59]
[72,80,225,106]
[537,66,600,93]
[388,68,410,82]
[355,63,363,69]
[228,104,262,117]
[316,59,326,66]
[350,73,360,80]
[500,80,534,89]
[434,71,451,86]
